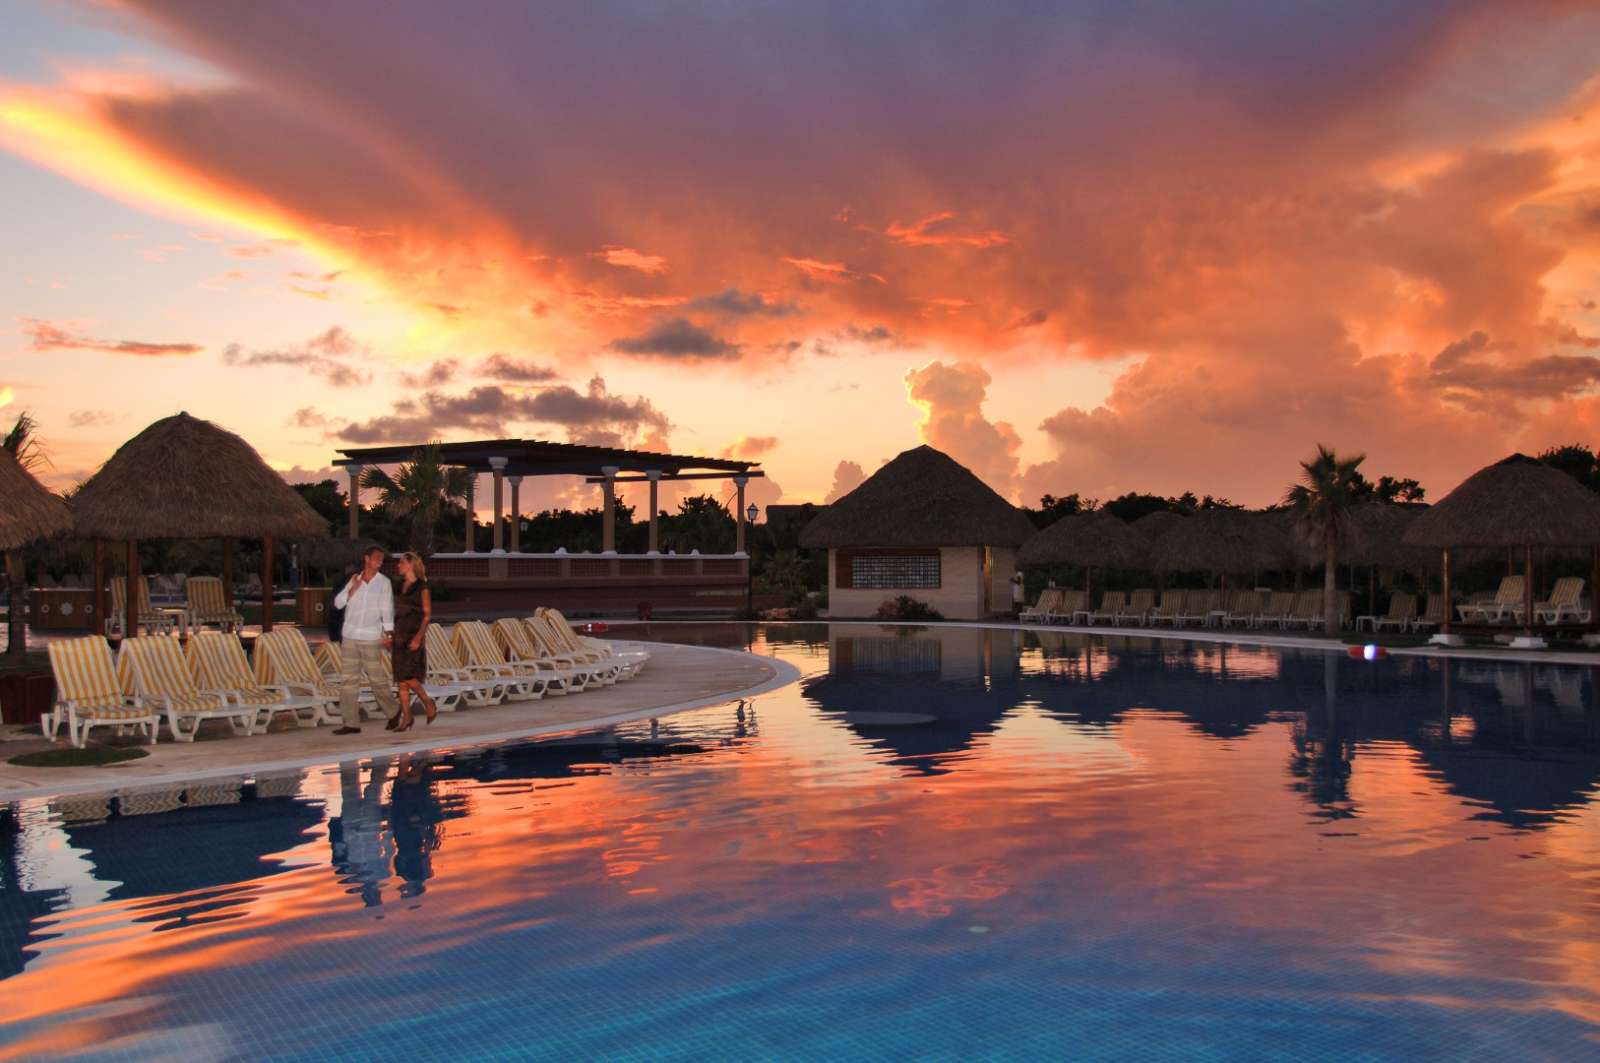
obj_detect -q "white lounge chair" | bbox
[186,575,243,632]
[424,625,507,706]
[105,576,175,638]
[1458,576,1524,624]
[119,635,257,742]
[525,615,621,686]
[1360,592,1416,633]
[1019,588,1062,624]
[1118,588,1155,625]
[1409,592,1447,633]
[1224,589,1264,628]
[540,609,650,677]
[1532,577,1588,624]
[45,636,160,747]
[1090,590,1126,625]
[187,630,330,729]
[453,621,547,700]
[491,618,589,693]
[253,628,343,722]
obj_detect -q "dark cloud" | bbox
[476,352,558,382]
[1430,331,1600,406]
[1005,309,1049,331]
[398,358,458,388]
[68,409,114,427]
[687,288,799,318]
[222,325,370,386]
[289,406,329,428]
[20,317,203,357]
[607,317,740,360]
[337,376,670,446]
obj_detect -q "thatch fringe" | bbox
[71,412,329,541]
[1018,510,1142,567]
[0,449,72,551]
[799,445,1036,548]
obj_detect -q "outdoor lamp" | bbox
[746,503,759,523]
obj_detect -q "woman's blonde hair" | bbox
[401,551,428,581]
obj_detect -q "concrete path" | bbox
[0,640,799,803]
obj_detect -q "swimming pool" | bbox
[2,623,1597,1060]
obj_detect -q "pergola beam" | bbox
[584,471,767,484]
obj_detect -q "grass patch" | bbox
[9,745,150,768]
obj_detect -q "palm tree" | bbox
[360,444,473,554]
[3,412,47,658]
[1285,444,1365,635]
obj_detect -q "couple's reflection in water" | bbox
[330,755,446,908]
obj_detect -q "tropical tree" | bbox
[1285,444,1366,635]
[4,412,48,658]
[359,444,473,555]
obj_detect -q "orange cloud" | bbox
[18,317,202,357]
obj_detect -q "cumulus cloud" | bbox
[20,317,202,357]
[823,460,867,503]
[607,317,740,360]
[67,409,115,427]
[904,361,1022,497]
[289,407,329,428]
[593,246,667,273]
[476,352,558,382]
[222,325,371,386]
[719,435,778,460]
[397,358,458,388]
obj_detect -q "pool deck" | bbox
[0,640,800,803]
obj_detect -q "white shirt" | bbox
[335,573,394,641]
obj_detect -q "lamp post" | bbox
[744,502,759,617]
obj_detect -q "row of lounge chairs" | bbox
[105,575,244,637]
[45,608,648,748]
[1021,588,1356,630]
[1453,576,1591,625]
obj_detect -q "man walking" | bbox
[331,545,399,734]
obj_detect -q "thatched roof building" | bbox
[1018,510,1142,568]
[799,445,1034,549]
[1403,454,1600,548]
[0,449,71,552]
[1149,508,1279,574]
[72,412,328,541]
[1347,502,1436,568]
[1130,510,1185,570]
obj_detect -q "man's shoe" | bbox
[331,726,361,735]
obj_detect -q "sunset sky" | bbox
[4,0,1600,514]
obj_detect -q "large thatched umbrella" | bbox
[1403,454,1600,640]
[1148,508,1275,577]
[799,445,1036,549]
[1018,511,1142,596]
[1131,510,1186,573]
[72,412,328,638]
[0,449,73,657]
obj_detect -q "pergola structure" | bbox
[333,438,764,555]
[333,438,765,614]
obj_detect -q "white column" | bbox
[734,475,748,556]
[489,456,507,554]
[601,465,619,554]
[462,473,477,553]
[346,464,362,540]
[509,476,522,553]
[646,470,661,554]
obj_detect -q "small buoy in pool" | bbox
[1363,644,1385,661]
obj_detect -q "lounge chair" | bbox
[367,645,464,712]
[1283,590,1323,630]
[186,575,243,632]
[1118,588,1155,625]
[491,617,588,694]
[1148,589,1186,627]
[253,628,343,721]
[525,615,623,685]
[1532,577,1589,624]
[119,635,257,741]
[452,621,548,700]
[1457,576,1524,624]
[187,630,330,729]
[1019,588,1063,624]
[105,575,175,638]
[1362,592,1417,633]
[1178,589,1219,628]
[424,625,507,706]
[1409,593,1447,633]
[1224,590,1264,628]
[1090,590,1126,625]
[45,636,160,747]
[1051,589,1091,624]
[310,641,381,716]
[540,608,650,677]
[1254,591,1294,629]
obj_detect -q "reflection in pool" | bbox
[2,623,1598,1060]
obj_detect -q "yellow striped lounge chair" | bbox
[526,614,619,686]
[45,636,160,747]
[1117,588,1155,625]
[1050,590,1089,624]
[1019,588,1061,624]
[253,628,343,721]
[187,630,330,729]
[186,575,243,632]
[311,641,387,720]
[1256,591,1296,630]
[541,608,649,676]
[1457,576,1524,624]
[1283,590,1323,630]
[106,576,174,638]
[424,625,506,706]
[1532,577,1587,624]
[1362,592,1416,633]
[491,617,586,694]
[119,635,257,742]
[452,621,546,700]
[1224,589,1264,628]
[1149,589,1186,627]
[1089,590,1126,625]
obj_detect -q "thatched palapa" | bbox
[0,449,71,552]
[1131,510,1185,570]
[799,445,1035,548]
[1149,508,1281,574]
[1403,454,1600,548]
[72,413,328,541]
[1347,502,1436,569]
[1019,511,1142,568]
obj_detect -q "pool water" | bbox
[2,623,1598,1060]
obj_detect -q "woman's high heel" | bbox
[394,713,415,733]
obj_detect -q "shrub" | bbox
[875,595,943,621]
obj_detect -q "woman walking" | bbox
[388,551,439,732]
